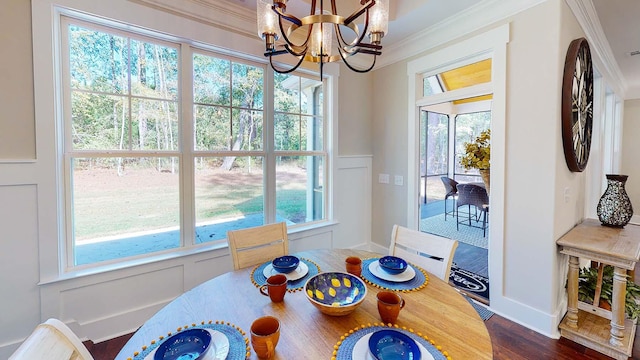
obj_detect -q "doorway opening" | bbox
[417,59,492,304]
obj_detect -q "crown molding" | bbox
[129,0,257,39]
[374,0,546,69]
[564,0,627,98]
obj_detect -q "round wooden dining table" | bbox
[115,249,492,359]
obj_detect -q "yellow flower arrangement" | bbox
[460,129,490,170]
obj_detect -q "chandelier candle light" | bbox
[256,0,389,77]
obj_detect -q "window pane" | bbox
[131,99,179,150]
[193,54,230,106]
[71,92,129,150]
[455,111,491,176]
[68,25,128,94]
[274,113,300,151]
[274,73,300,113]
[302,115,323,151]
[231,109,263,151]
[424,112,449,176]
[130,39,179,100]
[301,78,322,115]
[194,156,264,243]
[194,105,231,151]
[276,156,324,224]
[423,75,443,97]
[232,63,263,109]
[73,157,180,265]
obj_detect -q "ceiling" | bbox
[240,0,639,98]
[592,0,640,98]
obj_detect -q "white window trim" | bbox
[32,0,338,282]
[406,23,509,315]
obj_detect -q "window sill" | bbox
[39,241,229,286]
[39,220,339,286]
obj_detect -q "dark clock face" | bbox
[562,38,593,172]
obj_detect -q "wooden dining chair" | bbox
[227,222,289,270]
[9,318,94,360]
[389,224,458,281]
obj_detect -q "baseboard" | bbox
[489,295,563,339]
[369,242,388,254]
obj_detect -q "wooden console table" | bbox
[558,218,640,360]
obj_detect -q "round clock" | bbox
[562,37,594,172]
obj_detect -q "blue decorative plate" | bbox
[271,255,300,273]
[368,330,422,360]
[378,256,408,275]
[154,328,211,360]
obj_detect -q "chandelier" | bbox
[256,0,389,77]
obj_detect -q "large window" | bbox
[62,17,328,268]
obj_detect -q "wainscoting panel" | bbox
[59,266,184,321]
[0,154,373,357]
[290,227,334,252]
[334,156,372,249]
[0,184,41,355]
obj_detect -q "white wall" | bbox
[0,0,374,357]
[622,99,640,223]
[369,0,595,337]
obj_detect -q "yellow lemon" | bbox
[343,278,352,288]
[332,302,340,307]
[307,289,314,298]
[328,288,337,297]
[353,288,359,296]
[331,278,341,288]
[315,289,325,300]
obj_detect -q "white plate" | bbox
[351,332,434,360]
[145,329,229,360]
[368,261,416,282]
[207,330,230,360]
[263,261,309,281]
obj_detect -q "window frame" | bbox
[57,13,331,271]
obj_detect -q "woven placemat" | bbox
[360,258,429,292]
[332,324,450,360]
[251,258,321,292]
[128,321,249,360]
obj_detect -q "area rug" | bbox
[420,213,488,249]
[464,295,494,321]
[449,263,490,304]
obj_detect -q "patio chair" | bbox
[227,222,289,270]
[9,318,93,360]
[389,224,458,281]
[456,183,489,237]
[440,176,459,220]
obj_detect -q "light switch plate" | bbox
[379,173,390,184]
[394,175,403,186]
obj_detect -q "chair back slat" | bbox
[9,319,93,360]
[389,225,458,281]
[227,222,289,270]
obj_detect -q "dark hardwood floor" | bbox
[84,312,640,359]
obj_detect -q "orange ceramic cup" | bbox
[377,291,405,324]
[260,274,288,302]
[345,256,362,277]
[251,316,281,359]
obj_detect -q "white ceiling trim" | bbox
[129,0,257,39]
[375,0,547,69]
[564,0,627,98]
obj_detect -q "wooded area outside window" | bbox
[61,16,328,268]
